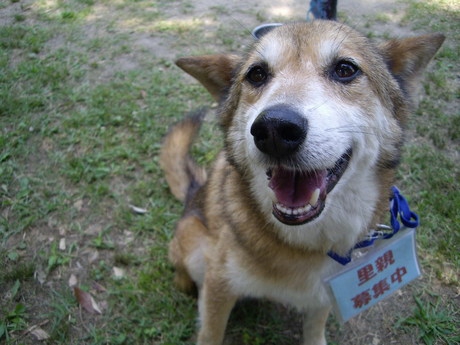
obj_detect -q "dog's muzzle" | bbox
[250,105,352,226]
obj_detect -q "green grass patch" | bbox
[402,0,460,33]
[396,295,460,345]
[399,145,459,267]
[396,0,460,277]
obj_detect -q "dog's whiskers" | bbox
[325,125,381,136]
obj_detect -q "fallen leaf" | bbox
[92,281,107,293]
[34,268,47,285]
[129,204,147,215]
[30,327,50,340]
[73,287,102,315]
[73,199,83,211]
[113,266,125,279]
[85,249,99,264]
[68,274,78,287]
[59,238,66,251]
[24,320,50,341]
[123,230,134,243]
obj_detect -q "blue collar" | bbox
[327,186,419,265]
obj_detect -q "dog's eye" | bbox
[246,65,269,86]
[332,60,360,83]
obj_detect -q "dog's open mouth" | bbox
[267,149,352,225]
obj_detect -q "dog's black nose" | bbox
[250,105,308,158]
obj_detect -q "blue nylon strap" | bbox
[327,186,419,265]
[390,186,419,233]
[327,250,352,265]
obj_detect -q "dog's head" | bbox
[176,21,444,250]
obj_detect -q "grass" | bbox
[397,0,460,276]
[396,295,460,345]
[0,0,459,344]
[0,303,28,342]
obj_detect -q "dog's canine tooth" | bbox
[309,188,320,207]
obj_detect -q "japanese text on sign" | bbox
[352,250,408,309]
[324,228,420,323]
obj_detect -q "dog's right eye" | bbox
[246,65,269,86]
[331,60,361,83]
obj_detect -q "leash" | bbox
[327,186,419,265]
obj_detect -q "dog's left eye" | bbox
[332,60,361,83]
[246,65,269,86]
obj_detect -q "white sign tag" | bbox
[324,228,421,323]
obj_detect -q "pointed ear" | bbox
[175,54,240,101]
[380,33,445,96]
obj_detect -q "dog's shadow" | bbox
[223,298,303,345]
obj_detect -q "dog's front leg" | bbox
[302,306,330,345]
[197,273,238,345]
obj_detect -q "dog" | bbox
[160,20,444,345]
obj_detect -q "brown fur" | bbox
[159,111,207,202]
[160,21,444,345]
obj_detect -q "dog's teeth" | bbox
[302,204,312,213]
[280,205,292,215]
[276,203,314,216]
[309,188,320,207]
[276,204,288,214]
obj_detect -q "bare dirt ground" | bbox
[138,0,415,59]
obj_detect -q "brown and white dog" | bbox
[160,20,444,345]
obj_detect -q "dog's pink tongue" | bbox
[269,167,326,207]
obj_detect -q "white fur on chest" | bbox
[225,253,336,310]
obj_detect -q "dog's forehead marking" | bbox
[255,28,359,70]
[255,35,287,65]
